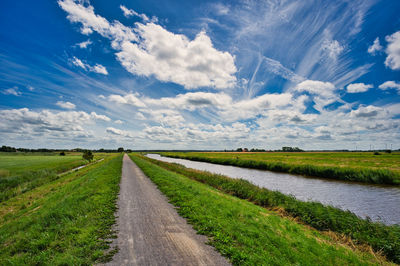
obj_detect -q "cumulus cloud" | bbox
[143,122,250,143]
[379,81,400,94]
[108,93,146,107]
[117,24,237,89]
[368,37,382,55]
[0,108,110,139]
[114,120,124,124]
[385,31,400,70]
[71,56,108,75]
[56,101,76,109]
[76,39,92,48]
[294,80,336,98]
[2,87,21,96]
[106,91,293,122]
[59,0,237,89]
[120,5,150,22]
[322,40,344,60]
[106,127,134,138]
[346,83,372,93]
[350,105,382,118]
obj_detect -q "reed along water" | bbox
[147,154,400,225]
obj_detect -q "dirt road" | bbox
[106,154,230,265]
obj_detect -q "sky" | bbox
[0,0,400,150]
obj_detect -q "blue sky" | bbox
[1,0,400,150]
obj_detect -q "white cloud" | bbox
[368,37,382,55]
[58,0,137,43]
[108,93,146,107]
[322,40,344,60]
[106,127,134,138]
[77,39,92,48]
[56,101,76,109]
[59,0,237,89]
[114,120,124,124]
[144,92,232,111]
[71,56,108,75]
[135,112,146,120]
[0,108,110,137]
[350,105,383,118]
[117,24,237,89]
[379,81,400,94]
[92,64,108,75]
[27,86,34,91]
[120,5,149,22]
[2,87,21,96]
[346,83,372,93]
[385,31,400,70]
[90,112,111,121]
[294,80,336,98]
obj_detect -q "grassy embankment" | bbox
[0,153,104,202]
[131,154,397,265]
[0,153,122,264]
[162,152,400,185]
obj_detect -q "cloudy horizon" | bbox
[1,0,400,150]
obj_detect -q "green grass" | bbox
[0,153,86,177]
[0,154,122,265]
[161,152,400,185]
[0,153,108,203]
[130,154,392,265]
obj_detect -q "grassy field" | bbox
[130,154,393,265]
[0,152,108,203]
[161,151,400,185]
[0,153,122,264]
[0,153,87,177]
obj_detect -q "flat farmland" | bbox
[0,153,86,177]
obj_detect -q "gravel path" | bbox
[106,154,230,266]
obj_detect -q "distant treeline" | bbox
[0,145,131,153]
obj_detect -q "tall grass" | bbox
[141,154,400,263]
[0,169,58,202]
[163,153,400,185]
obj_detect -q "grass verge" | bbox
[139,154,400,264]
[162,152,400,185]
[0,154,122,265]
[130,154,393,265]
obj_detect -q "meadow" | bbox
[131,154,395,265]
[0,152,87,177]
[0,153,122,264]
[0,152,106,202]
[161,151,400,185]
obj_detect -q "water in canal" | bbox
[146,154,400,225]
